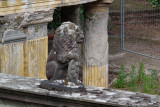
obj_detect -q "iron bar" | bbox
[111,14,160,21]
[124,49,160,60]
[122,0,125,51]
[117,20,160,25]
[120,0,123,53]
[110,9,160,16]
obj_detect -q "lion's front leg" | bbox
[67,59,80,84]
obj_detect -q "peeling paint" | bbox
[83,65,108,87]
[0,37,48,79]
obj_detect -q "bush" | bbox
[137,62,145,83]
[114,62,160,95]
[129,65,136,87]
[115,65,127,88]
[148,0,160,7]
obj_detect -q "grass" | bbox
[113,62,160,95]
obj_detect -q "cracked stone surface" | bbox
[0,9,53,32]
[0,73,159,107]
[0,9,53,42]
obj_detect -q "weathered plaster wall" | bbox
[25,24,48,40]
[0,37,48,79]
[0,9,51,79]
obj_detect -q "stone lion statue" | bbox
[46,22,84,84]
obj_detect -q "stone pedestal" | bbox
[0,9,54,79]
[83,1,111,87]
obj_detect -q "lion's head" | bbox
[54,22,84,44]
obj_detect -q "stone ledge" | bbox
[0,73,159,107]
[101,0,113,4]
[0,9,53,42]
[0,0,98,16]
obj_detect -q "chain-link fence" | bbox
[109,0,160,72]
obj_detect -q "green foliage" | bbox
[143,75,152,93]
[48,8,62,30]
[115,65,127,88]
[114,62,160,95]
[151,70,158,80]
[148,0,160,7]
[137,62,145,83]
[143,70,158,94]
[129,65,136,87]
[150,70,158,88]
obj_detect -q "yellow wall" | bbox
[0,37,48,79]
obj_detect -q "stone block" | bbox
[2,30,26,43]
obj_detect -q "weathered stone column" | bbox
[61,5,80,26]
[83,1,112,87]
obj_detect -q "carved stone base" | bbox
[40,80,86,92]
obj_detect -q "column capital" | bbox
[84,1,110,13]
